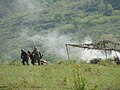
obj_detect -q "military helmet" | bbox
[21,49,24,51]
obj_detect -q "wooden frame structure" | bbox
[65,40,120,60]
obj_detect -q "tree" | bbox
[104,3,114,16]
[100,34,117,41]
[98,0,114,16]
[54,14,63,24]
[60,24,75,34]
[98,0,106,13]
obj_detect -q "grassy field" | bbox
[0,60,120,90]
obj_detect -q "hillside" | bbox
[0,0,120,62]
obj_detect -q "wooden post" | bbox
[65,44,70,60]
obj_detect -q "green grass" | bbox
[0,60,120,90]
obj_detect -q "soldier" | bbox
[113,56,120,65]
[21,49,29,65]
[90,58,101,64]
[32,47,42,65]
[28,51,35,65]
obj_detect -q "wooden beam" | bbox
[65,44,70,60]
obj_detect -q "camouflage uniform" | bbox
[32,48,42,65]
[21,49,29,65]
[114,57,120,65]
[28,51,35,65]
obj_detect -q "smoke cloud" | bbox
[16,0,120,61]
[80,35,120,62]
[20,30,120,61]
[20,29,79,59]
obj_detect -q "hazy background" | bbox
[0,0,120,62]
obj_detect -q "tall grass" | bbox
[0,60,120,90]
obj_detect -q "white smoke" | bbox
[20,30,120,61]
[80,35,107,61]
[111,51,120,59]
[80,35,120,62]
[81,35,92,44]
[20,30,78,59]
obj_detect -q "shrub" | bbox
[100,59,116,66]
[73,70,86,90]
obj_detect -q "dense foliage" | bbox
[0,0,120,62]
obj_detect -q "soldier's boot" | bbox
[31,60,35,65]
[26,60,29,66]
[22,60,25,65]
[38,59,41,65]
